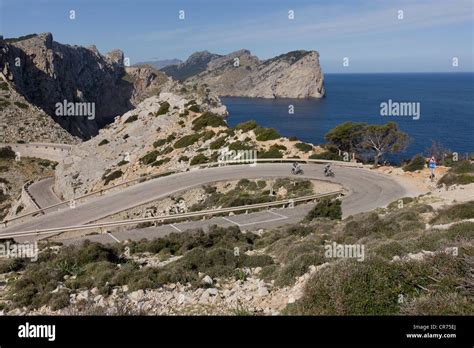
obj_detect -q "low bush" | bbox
[190,154,208,165]
[153,139,167,148]
[305,199,342,221]
[155,101,170,116]
[139,150,159,165]
[0,146,16,159]
[403,154,426,172]
[210,137,227,150]
[285,253,469,315]
[124,115,138,123]
[188,104,201,113]
[102,170,123,185]
[430,201,474,225]
[254,127,281,141]
[174,134,202,148]
[295,142,313,152]
[14,101,29,109]
[235,120,257,132]
[192,112,226,131]
[98,139,109,146]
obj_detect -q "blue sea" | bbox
[222,73,474,163]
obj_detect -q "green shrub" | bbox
[117,160,129,166]
[50,290,70,310]
[309,151,343,161]
[403,154,425,172]
[285,253,468,315]
[98,139,109,146]
[201,130,215,142]
[0,82,9,91]
[228,141,254,151]
[295,142,313,152]
[139,150,159,165]
[102,170,123,185]
[190,154,208,165]
[430,201,474,225]
[254,127,281,141]
[438,173,474,187]
[275,252,325,286]
[124,115,138,123]
[174,133,202,148]
[155,101,170,116]
[14,101,28,109]
[0,146,16,159]
[210,137,227,150]
[235,120,257,132]
[0,258,25,274]
[451,160,474,174]
[153,139,167,148]
[188,104,200,112]
[178,155,189,162]
[192,112,226,131]
[257,145,283,158]
[305,199,342,221]
[151,157,171,167]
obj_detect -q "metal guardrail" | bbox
[1,157,360,227]
[0,190,343,240]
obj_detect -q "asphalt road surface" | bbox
[1,163,414,240]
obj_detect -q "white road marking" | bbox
[222,211,289,227]
[238,216,287,227]
[169,224,182,232]
[221,216,241,226]
[107,232,121,243]
[269,210,288,219]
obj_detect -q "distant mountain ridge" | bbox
[161,49,325,99]
[134,58,182,69]
[161,51,222,81]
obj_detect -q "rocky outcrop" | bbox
[0,33,172,139]
[54,90,228,199]
[163,49,325,99]
[0,74,79,144]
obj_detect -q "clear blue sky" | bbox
[1,0,473,72]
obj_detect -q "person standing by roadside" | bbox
[428,156,436,181]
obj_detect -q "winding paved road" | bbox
[28,177,62,208]
[0,163,416,240]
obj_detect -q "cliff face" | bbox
[0,33,171,139]
[163,49,325,99]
